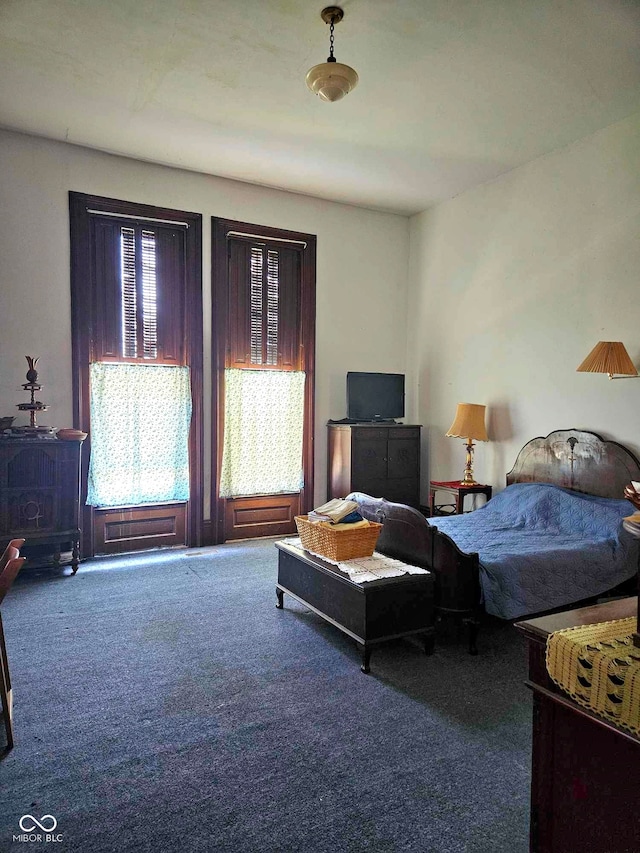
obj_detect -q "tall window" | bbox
[212,219,316,542]
[70,194,203,555]
[220,237,306,497]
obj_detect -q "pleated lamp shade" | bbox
[576,342,638,377]
[446,403,489,442]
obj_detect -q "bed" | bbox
[349,429,640,653]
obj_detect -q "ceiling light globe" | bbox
[306,62,359,102]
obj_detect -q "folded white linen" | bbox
[279,538,429,584]
[309,498,358,523]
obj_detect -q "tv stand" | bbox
[327,422,421,508]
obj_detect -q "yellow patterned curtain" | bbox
[219,369,305,498]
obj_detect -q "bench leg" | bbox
[358,644,371,674]
[464,616,480,655]
[71,536,80,574]
[423,632,435,656]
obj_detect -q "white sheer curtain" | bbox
[87,362,192,507]
[219,368,305,497]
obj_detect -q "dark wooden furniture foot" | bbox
[437,606,481,655]
[275,587,284,609]
[359,644,371,674]
[464,617,480,655]
[71,537,80,574]
[423,632,435,655]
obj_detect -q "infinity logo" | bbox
[19,815,57,832]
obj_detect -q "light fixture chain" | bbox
[329,18,335,59]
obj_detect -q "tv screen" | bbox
[347,372,405,422]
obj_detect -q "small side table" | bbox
[429,480,492,516]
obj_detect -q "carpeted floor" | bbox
[0,539,531,852]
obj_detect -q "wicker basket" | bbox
[294,515,382,562]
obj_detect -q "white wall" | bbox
[408,112,640,499]
[5,111,637,517]
[0,129,410,512]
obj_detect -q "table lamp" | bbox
[446,403,489,485]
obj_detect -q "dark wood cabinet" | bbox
[0,437,84,572]
[327,424,421,508]
[516,598,640,853]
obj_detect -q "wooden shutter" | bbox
[277,246,302,369]
[226,237,302,371]
[226,239,252,368]
[92,218,122,360]
[155,227,186,364]
[90,218,186,365]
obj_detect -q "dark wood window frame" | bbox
[211,218,316,544]
[69,192,204,556]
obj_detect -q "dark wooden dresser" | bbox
[515,597,640,853]
[0,437,84,572]
[327,423,421,508]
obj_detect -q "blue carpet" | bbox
[0,540,531,852]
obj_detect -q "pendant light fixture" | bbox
[306,6,358,102]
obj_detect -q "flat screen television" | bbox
[346,372,405,422]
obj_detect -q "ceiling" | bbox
[1,0,639,215]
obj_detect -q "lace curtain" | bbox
[219,368,305,498]
[87,362,192,507]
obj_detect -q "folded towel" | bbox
[309,498,358,523]
[315,519,371,531]
[339,511,364,524]
[307,510,364,525]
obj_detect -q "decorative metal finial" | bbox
[16,355,50,432]
[25,355,39,384]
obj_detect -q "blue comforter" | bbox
[427,482,638,619]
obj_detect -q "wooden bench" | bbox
[275,540,435,673]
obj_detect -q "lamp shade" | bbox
[446,403,489,442]
[306,61,359,102]
[576,341,638,377]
